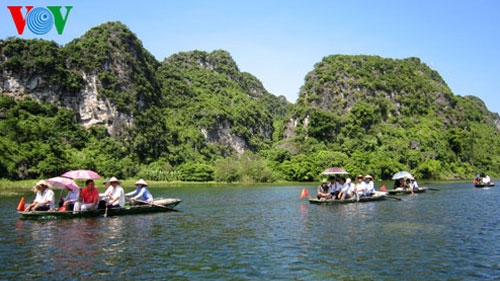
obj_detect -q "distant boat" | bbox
[473,175,495,188]
[387,187,428,195]
[308,191,387,204]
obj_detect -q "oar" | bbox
[427,188,440,191]
[130,198,180,212]
[104,205,108,217]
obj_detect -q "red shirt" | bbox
[81,187,99,204]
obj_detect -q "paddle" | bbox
[104,205,108,217]
[427,188,440,191]
[129,198,180,212]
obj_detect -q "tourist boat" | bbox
[18,198,182,220]
[387,187,428,195]
[308,191,387,204]
[474,182,495,188]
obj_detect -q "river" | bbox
[0,182,499,280]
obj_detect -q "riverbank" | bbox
[0,178,300,194]
[0,178,213,190]
[0,178,473,196]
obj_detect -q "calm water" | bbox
[0,182,499,280]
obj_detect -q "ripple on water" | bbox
[2,184,500,280]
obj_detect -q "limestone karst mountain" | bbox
[1,23,499,181]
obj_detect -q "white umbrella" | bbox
[392,171,414,180]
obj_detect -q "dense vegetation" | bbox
[280,55,500,180]
[1,22,499,182]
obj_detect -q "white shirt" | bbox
[34,188,55,209]
[365,181,375,193]
[483,176,491,184]
[340,183,349,192]
[411,181,419,189]
[63,189,79,202]
[103,185,125,207]
[355,181,368,193]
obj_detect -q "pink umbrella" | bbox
[61,169,101,180]
[47,176,80,191]
[321,167,349,175]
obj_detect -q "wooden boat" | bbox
[18,198,182,220]
[387,187,428,195]
[308,191,387,205]
[474,182,495,188]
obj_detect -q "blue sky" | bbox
[1,0,499,113]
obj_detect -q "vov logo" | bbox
[7,6,73,35]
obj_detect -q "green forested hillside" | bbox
[0,23,499,182]
[277,55,500,180]
[0,22,290,181]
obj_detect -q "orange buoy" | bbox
[17,197,25,211]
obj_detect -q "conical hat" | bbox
[108,176,120,183]
[134,179,148,186]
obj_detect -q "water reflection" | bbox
[2,183,500,280]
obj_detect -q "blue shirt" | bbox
[126,186,153,202]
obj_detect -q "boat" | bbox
[473,174,494,188]
[18,198,182,220]
[474,182,495,188]
[308,191,387,205]
[387,187,428,195]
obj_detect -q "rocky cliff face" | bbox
[158,49,285,154]
[0,23,147,138]
[1,69,132,137]
[0,22,287,155]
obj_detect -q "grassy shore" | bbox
[0,178,300,191]
[0,178,472,197]
[0,178,208,196]
[0,178,295,194]
[0,179,208,189]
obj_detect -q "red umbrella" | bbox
[47,176,80,191]
[321,167,349,175]
[61,169,101,180]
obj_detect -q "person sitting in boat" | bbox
[25,180,55,212]
[354,175,369,199]
[103,178,111,189]
[394,178,405,189]
[101,177,125,208]
[473,173,483,185]
[73,179,100,214]
[336,178,346,199]
[338,178,355,200]
[410,178,419,190]
[317,179,333,200]
[405,178,412,189]
[402,178,416,195]
[364,175,375,196]
[328,176,341,199]
[126,179,154,205]
[482,175,491,184]
[59,186,79,211]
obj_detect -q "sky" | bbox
[1,0,499,112]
